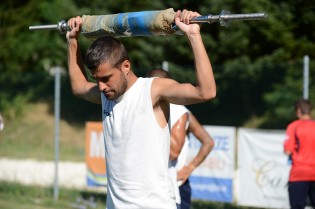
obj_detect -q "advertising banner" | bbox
[188,125,236,203]
[237,128,290,208]
[85,122,107,186]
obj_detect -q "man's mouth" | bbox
[103,90,113,97]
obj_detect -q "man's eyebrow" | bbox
[89,72,112,80]
[96,74,112,81]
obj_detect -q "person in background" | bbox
[178,112,214,209]
[284,98,315,209]
[147,68,215,209]
[67,9,216,209]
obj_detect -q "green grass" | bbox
[0,102,86,161]
[0,181,106,209]
[0,181,263,209]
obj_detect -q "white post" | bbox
[162,61,169,72]
[52,66,61,200]
[303,55,309,100]
[0,113,4,131]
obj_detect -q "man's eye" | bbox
[100,77,110,82]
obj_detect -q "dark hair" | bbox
[146,68,171,79]
[295,98,313,114]
[85,36,129,72]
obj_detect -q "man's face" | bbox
[295,108,303,119]
[91,62,128,100]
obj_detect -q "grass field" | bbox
[0,181,262,209]
[0,181,107,209]
[0,102,86,161]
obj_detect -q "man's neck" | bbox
[126,72,138,91]
[299,114,312,120]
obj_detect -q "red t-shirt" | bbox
[284,119,315,181]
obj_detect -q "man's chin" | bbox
[105,95,114,100]
[105,93,118,101]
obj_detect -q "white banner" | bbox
[188,125,236,203]
[237,128,291,208]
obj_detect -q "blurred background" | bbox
[0,0,314,208]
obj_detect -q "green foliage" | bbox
[0,0,314,127]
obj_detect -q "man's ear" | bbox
[296,108,302,117]
[121,60,131,75]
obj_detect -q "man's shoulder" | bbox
[287,120,299,128]
[286,120,305,131]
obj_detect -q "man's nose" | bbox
[98,82,108,92]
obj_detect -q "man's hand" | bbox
[174,9,201,35]
[66,16,82,40]
[177,164,194,184]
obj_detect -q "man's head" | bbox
[86,36,129,71]
[295,98,313,116]
[146,68,171,79]
[86,36,131,100]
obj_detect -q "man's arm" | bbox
[177,112,214,183]
[283,135,293,155]
[151,10,216,106]
[283,124,295,155]
[170,113,189,161]
[67,16,101,104]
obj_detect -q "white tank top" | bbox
[101,77,176,209]
[169,104,190,204]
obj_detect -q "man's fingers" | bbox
[178,10,201,25]
[67,16,82,30]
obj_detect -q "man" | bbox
[67,9,216,209]
[147,68,214,209]
[284,98,315,209]
[178,112,214,209]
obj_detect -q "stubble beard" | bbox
[106,73,128,101]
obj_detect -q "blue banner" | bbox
[190,175,233,202]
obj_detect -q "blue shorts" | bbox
[288,181,315,209]
[179,179,191,209]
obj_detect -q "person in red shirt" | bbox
[284,98,315,209]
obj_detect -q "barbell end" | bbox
[28,20,70,34]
